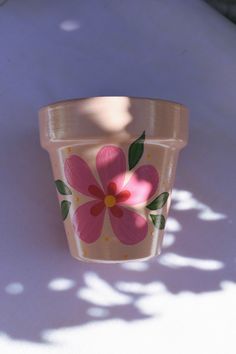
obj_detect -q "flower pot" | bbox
[39,96,188,263]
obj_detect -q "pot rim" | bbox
[39,96,188,114]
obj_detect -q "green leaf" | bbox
[128,131,145,170]
[146,192,169,210]
[55,180,72,195]
[150,214,166,230]
[61,200,71,220]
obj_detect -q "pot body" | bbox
[39,96,188,263]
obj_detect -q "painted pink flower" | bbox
[64,146,159,245]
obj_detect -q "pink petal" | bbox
[90,201,105,216]
[65,155,102,197]
[96,146,126,193]
[88,185,105,200]
[121,165,159,206]
[109,207,148,245]
[73,201,105,243]
[110,205,123,218]
[107,182,117,196]
[116,190,131,203]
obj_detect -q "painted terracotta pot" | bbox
[39,97,188,263]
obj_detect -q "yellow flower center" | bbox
[104,195,116,208]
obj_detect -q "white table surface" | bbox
[0,0,235,353]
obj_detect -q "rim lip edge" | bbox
[38,95,188,114]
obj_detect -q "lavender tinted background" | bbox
[0,0,235,352]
